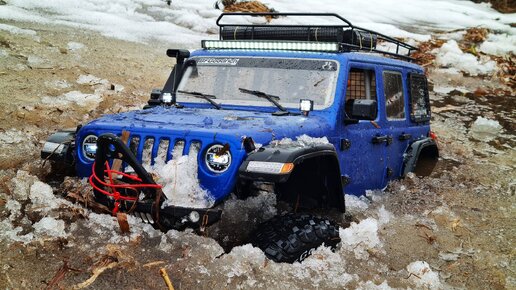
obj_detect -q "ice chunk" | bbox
[29,181,65,212]
[150,145,214,209]
[76,74,108,85]
[33,217,67,238]
[435,40,497,76]
[406,261,442,290]
[8,170,38,201]
[0,220,34,244]
[339,218,381,259]
[377,205,391,225]
[344,194,370,214]
[469,116,503,142]
[5,199,21,220]
[67,41,85,51]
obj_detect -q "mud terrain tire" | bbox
[250,214,340,263]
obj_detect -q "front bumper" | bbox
[90,133,221,231]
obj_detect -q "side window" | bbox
[383,71,405,120]
[409,73,431,122]
[345,68,377,119]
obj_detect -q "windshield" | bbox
[176,57,339,110]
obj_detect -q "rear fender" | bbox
[402,138,439,177]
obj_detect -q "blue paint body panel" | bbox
[75,49,430,203]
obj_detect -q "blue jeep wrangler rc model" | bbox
[42,13,439,263]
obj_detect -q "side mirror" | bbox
[345,99,377,122]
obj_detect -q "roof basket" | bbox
[214,12,417,61]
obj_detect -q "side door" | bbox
[338,64,387,195]
[381,69,411,181]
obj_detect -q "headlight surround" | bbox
[82,135,98,161]
[205,144,232,173]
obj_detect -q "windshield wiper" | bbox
[177,90,221,110]
[238,88,289,115]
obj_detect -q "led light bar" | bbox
[202,40,340,52]
[246,161,294,174]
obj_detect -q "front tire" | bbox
[250,213,340,263]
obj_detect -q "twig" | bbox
[143,261,166,268]
[160,268,175,290]
[73,261,118,289]
[45,261,81,290]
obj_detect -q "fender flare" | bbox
[402,137,439,176]
[239,143,345,212]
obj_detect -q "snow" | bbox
[479,33,516,56]
[0,220,34,244]
[33,217,68,238]
[469,116,503,142]
[0,23,37,36]
[41,90,103,107]
[0,129,28,145]
[345,194,370,214]
[406,261,443,290]
[271,134,330,148]
[435,40,497,76]
[29,180,69,213]
[149,145,214,209]
[1,0,514,49]
[67,41,85,51]
[76,74,108,85]
[339,218,382,259]
[7,170,38,201]
[5,199,22,221]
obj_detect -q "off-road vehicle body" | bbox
[42,13,438,263]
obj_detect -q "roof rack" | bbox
[212,12,418,61]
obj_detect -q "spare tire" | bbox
[250,213,340,263]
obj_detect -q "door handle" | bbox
[372,135,392,145]
[398,133,412,141]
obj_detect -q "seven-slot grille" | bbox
[126,135,202,169]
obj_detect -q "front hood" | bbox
[85,106,332,144]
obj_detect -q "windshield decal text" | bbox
[197,58,239,66]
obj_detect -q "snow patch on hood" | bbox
[270,134,330,148]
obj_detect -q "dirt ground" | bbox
[0,21,514,289]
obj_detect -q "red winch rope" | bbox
[89,162,162,215]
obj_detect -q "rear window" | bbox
[409,73,431,122]
[383,71,405,120]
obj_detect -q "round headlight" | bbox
[205,144,231,173]
[82,135,98,161]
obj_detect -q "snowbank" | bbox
[1,0,514,47]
